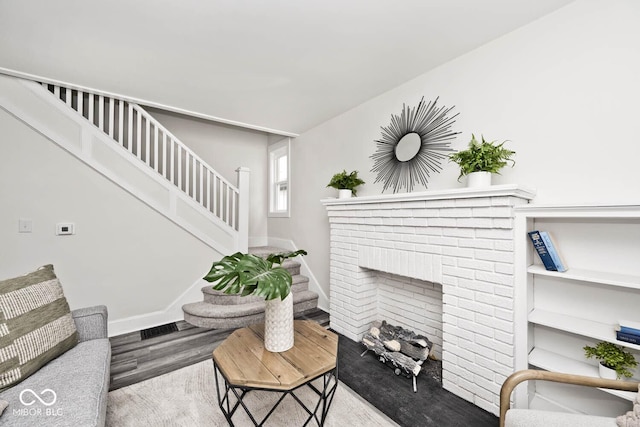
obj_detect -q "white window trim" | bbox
[268,138,290,218]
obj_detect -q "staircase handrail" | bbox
[129,103,238,192]
[41,83,244,233]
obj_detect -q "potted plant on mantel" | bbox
[448,134,515,187]
[583,341,638,379]
[203,249,307,352]
[327,170,365,198]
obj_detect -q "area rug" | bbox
[106,359,397,426]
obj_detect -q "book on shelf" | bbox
[527,230,558,271]
[616,330,640,345]
[616,320,640,336]
[539,231,567,272]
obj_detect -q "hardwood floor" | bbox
[109,308,330,391]
[110,310,499,426]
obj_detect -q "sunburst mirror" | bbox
[370,97,460,193]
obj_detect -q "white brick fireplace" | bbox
[322,185,535,415]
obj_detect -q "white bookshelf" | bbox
[514,204,640,415]
[528,309,640,352]
[526,265,640,291]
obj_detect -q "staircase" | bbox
[14,77,248,254]
[182,247,319,328]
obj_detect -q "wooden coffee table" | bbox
[212,320,338,426]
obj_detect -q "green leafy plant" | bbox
[584,341,638,379]
[448,134,515,181]
[203,250,307,301]
[327,170,365,196]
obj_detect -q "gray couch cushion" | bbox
[506,408,618,427]
[0,338,111,426]
[72,306,108,342]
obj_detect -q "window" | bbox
[269,139,290,217]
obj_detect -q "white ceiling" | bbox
[0,0,574,135]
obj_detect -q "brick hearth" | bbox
[322,184,535,415]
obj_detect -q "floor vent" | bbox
[140,322,179,340]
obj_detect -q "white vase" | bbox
[338,189,352,199]
[467,171,492,188]
[599,362,617,379]
[264,292,294,352]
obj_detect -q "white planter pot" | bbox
[338,189,352,199]
[599,362,617,379]
[467,171,492,188]
[264,292,294,352]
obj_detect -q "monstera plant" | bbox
[203,249,308,352]
[203,250,307,301]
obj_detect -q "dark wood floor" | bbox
[109,308,330,391]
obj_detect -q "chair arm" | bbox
[499,369,639,427]
[72,305,109,341]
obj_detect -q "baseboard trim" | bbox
[108,278,207,337]
[249,236,268,248]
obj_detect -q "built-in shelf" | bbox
[529,392,580,414]
[515,204,640,413]
[528,309,640,351]
[529,348,637,401]
[527,265,640,290]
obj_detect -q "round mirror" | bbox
[395,132,421,162]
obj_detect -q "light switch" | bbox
[19,219,32,233]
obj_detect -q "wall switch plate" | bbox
[56,223,75,235]
[19,219,33,233]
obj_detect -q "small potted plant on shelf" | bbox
[583,341,638,379]
[327,170,365,198]
[448,134,515,187]
[203,249,307,352]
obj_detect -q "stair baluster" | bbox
[40,83,242,234]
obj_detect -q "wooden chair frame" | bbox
[499,369,639,427]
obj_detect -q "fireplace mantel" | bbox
[322,184,535,416]
[321,184,536,207]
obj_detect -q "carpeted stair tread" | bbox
[184,290,317,318]
[247,248,302,274]
[183,302,319,329]
[201,275,309,304]
[248,246,295,256]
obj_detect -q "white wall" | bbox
[268,0,640,302]
[146,108,270,246]
[0,108,220,334]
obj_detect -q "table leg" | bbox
[213,359,339,427]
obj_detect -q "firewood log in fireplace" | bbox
[361,320,436,391]
[370,320,432,361]
[362,332,423,377]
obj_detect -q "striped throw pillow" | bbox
[0,265,78,391]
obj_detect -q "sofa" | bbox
[0,305,111,427]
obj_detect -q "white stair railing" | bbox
[42,83,240,231]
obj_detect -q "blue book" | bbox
[616,331,640,345]
[528,231,557,271]
[539,231,567,272]
[617,320,640,336]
